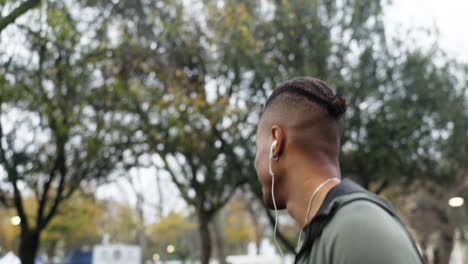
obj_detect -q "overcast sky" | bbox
[387,0,468,62]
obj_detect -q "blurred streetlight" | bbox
[167,245,175,254]
[152,253,160,261]
[448,197,464,207]
[10,216,21,226]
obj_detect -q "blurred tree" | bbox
[0,207,20,254]
[41,191,103,263]
[243,193,268,255]
[149,212,197,262]
[79,2,253,263]
[99,200,141,243]
[130,82,251,264]
[222,198,256,255]
[0,0,41,33]
[0,2,131,263]
[123,170,153,264]
[0,191,104,262]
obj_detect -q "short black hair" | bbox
[263,77,347,119]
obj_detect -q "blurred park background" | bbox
[0,0,467,263]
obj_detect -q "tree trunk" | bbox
[137,229,147,264]
[407,193,457,264]
[245,200,263,255]
[212,214,226,264]
[46,240,58,264]
[19,229,40,264]
[433,209,456,264]
[198,212,212,264]
[419,235,429,263]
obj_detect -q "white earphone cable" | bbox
[296,177,341,249]
[269,141,285,261]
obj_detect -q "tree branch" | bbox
[374,179,389,195]
[0,103,29,229]
[160,154,195,205]
[39,154,67,230]
[210,181,244,215]
[0,189,9,207]
[0,0,41,33]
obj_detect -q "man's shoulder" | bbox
[296,182,423,264]
[322,198,422,264]
[330,198,395,228]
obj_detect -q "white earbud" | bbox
[270,140,278,160]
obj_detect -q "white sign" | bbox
[92,244,141,264]
[226,255,289,264]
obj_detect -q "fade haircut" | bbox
[262,77,347,123]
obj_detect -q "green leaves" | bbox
[149,212,196,243]
[1,0,467,261]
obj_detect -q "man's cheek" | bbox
[254,153,259,172]
[255,157,264,181]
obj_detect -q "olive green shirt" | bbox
[295,180,423,264]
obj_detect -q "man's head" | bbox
[255,77,347,209]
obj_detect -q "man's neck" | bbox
[284,164,340,228]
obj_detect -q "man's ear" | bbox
[271,124,285,158]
